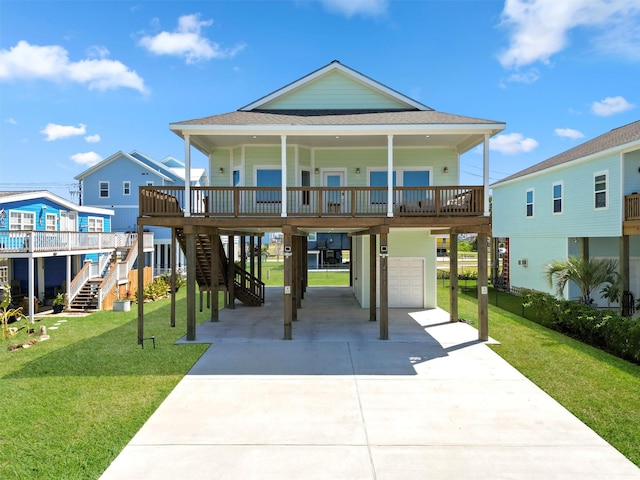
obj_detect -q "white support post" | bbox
[483,133,490,216]
[281,135,288,217]
[387,134,394,217]
[28,256,35,324]
[66,255,71,300]
[184,134,191,218]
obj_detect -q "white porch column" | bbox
[387,134,394,217]
[483,133,490,216]
[66,255,71,300]
[184,134,191,218]
[27,256,35,324]
[281,135,288,217]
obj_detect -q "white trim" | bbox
[123,180,131,196]
[552,181,563,215]
[526,188,535,218]
[8,209,35,230]
[99,180,110,199]
[593,170,609,211]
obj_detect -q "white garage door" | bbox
[377,257,424,308]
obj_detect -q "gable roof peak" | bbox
[239,60,432,113]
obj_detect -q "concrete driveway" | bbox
[100,287,640,479]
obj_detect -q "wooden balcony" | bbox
[140,186,485,219]
[625,194,640,221]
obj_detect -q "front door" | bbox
[323,171,345,213]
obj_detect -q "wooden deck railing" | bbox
[625,194,640,221]
[140,186,485,218]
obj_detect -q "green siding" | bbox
[260,70,410,110]
[493,152,623,238]
[624,150,640,194]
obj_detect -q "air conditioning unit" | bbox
[518,259,528,267]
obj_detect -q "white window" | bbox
[46,213,57,231]
[99,181,109,198]
[9,210,35,230]
[552,182,563,214]
[123,181,131,195]
[594,172,608,209]
[308,232,317,242]
[87,217,104,232]
[526,189,534,217]
[145,181,154,186]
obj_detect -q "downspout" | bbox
[281,135,287,217]
[387,135,394,217]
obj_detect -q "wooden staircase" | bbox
[69,278,102,311]
[175,229,264,306]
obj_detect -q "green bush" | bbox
[522,290,640,364]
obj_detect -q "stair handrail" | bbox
[233,264,265,304]
[69,261,94,302]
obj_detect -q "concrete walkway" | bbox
[100,287,640,480]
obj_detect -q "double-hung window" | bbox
[88,217,104,232]
[46,213,57,231]
[526,189,534,217]
[594,172,607,209]
[99,181,109,198]
[552,182,563,214]
[9,210,35,230]
[123,181,131,196]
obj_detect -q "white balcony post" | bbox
[483,133,490,216]
[387,135,394,217]
[184,134,191,217]
[281,135,288,217]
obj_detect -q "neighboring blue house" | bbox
[492,120,640,309]
[74,151,208,275]
[0,191,113,321]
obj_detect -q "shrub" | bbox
[522,289,640,364]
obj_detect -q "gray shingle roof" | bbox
[171,109,503,127]
[493,120,640,186]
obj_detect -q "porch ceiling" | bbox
[175,130,495,155]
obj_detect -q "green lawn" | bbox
[262,261,349,286]
[1,283,638,478]
[0,292,211,480]
[437,283,640,467]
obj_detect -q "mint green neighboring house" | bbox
[138,60,505,341]
[492,120,640,309]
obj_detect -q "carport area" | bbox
[101,287,639,479]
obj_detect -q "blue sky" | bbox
[1,0,639,200]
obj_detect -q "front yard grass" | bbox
[2,283,638,477]
[437,283,640,467]
[0,291,210,479]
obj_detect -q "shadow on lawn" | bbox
[3,307,209,380]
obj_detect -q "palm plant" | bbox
[543,256,618,305]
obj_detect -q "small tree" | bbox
[543,256,618,305]
[600,273,621,309]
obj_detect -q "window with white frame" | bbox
[308,232,317,242]
[87,217,104,232]
[99,181,109,198]
[46,213,57,231]
[145,181,154,186]
[594,172,608,209]
[526,189,534,217]
[123,181,131,195]
[552,182,563,214]
[9,210,35,230]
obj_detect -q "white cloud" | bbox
[85,134,101,143]
[498,0,640,69]
[591,96,636,116]
[5,118,17,125]
[41,123,87,141]
[320,0,388,17]
[0,41,147,93]
[71,151,102,166]
[138,14,245,64]
[506,68,539,84]
[555,128,585,139]
[490,132,539,154]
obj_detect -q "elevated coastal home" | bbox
[0,191,153,321]
[74,151,208,275]
[492,120,640,311]
[136,60,505,342]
